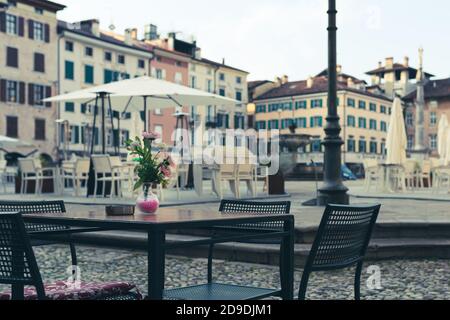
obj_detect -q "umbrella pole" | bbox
[87,95,100,197]
[107,95,119,155]
[143,96,148,132]
[100,92,107,155]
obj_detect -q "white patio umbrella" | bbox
[437,114,449,165]
[385,97,407,165]
[0,135,34,149]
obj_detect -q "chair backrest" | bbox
[305,204,381,272]
[421,160,432,174]
[75,159,90,175]
[219,200,291,231]
[430,157,442,169]
[109,156,122,168]
[219,164,236,176]
[238,164,255,176]
[0,212,45,299]
[404,160,418,173]
[92,155,112,174]
[18,159,36,174]
[0,160,7,172]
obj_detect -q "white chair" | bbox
[91,155,127,198]
[236,164,256,198]
[403,160,419,190]
[254,165,269,195]
[18,158,55,195]
[0,160,7,193]
[73,158,90,196]
[417,160,432,189]
[214,164,238,199]
[363,159,382,191]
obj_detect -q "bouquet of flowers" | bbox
[126,131,174,191]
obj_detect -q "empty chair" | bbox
[418,160,432,188]
[0,212,142,300]
[298,204,381,300]
[236,164,256,198]
[91,155,126,198]
[0,200,77,268]
[0,160,7,193]
[363,159,381,191]
[214,164,238,199]
[254,165,269,195]
[18,159,55,195]
[403,160,419,190]
[164,200,291,300]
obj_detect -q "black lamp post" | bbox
[317,0,349,205]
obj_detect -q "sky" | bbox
[56,0,450,82]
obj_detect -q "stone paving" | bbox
[1,245,448,300]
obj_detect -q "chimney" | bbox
[222,58,226,65]
[194,47,202,60]
[378,61,382,68]
[79,19,100,37]
[124,28,134,45]
[130,28,138,40]
[403,56,409,67]
[306,76,314,88]
[281,75,289,84]
[336,64,342,74]
[144,24,158,40]
[347,77,354,87]
[385,57,394,68]
[274,77,282,87]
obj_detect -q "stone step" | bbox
[67,231,450,267]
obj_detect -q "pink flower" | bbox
[161,166,171,178]
[142,131,161,140]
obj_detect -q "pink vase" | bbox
[136,184,160,214]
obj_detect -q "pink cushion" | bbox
[0,281,142,300]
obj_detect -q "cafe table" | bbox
[22,207,295,300]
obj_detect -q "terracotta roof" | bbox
[366,64,434,78]
[254,76,392,102]
[403,77,450,101]
[316,69,367,84]
[18,0,65,12]
[195,58,249,74]
[248,80,272,90]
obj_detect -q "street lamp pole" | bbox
[317,0,349,205]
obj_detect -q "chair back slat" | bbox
[92,155,112,174]
[0,212,45,299]
[75,159,90,175]
[18,159,36,174]
[307,204,380,271]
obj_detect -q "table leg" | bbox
[11,246,24,300]
[280,218,294,300]
[147,230,166,300]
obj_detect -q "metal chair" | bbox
[0,212,141,300]
[164,200,292,300]
[0,200,77,268]
[298,204,381,300]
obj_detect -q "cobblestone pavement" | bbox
[1,245,448,300]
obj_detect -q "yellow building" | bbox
[251,71,392,165]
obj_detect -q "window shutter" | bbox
[0,12,5,33]
[44,23,50,43]
[28,83,34,105]
[19,82,25,104]
[18,17,24,36]
[28,19,34,39]
[45,86,51,107]
[0,79,6,102]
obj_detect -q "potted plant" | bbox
[126,132,174,214]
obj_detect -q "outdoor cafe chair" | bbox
[0,160,7,193]
[18,159,56,195]
[214,164,238,199]
[92,155,127,198]
[236,164,257,198]
[298,204,381,300]
[418,160,432,189]
[165,200,292,300]
[0,212,142,300]
[0,200,77,268]
[363,159,382,191]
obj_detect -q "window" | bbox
[406,112,414,126]
[407,135,414,150]
[358,117,367,129]
[32,85,45,106]
[6,14,18,35]
[6,80,18,103]
[380,121,387,132]
[206,80,213,93]
[34,53,45,72]
[120,130,130,146]
[256,104,266,113]
[219,73,225,81]
[65,61,74,80]
[310,116,323,128]
[175,61,182,67]
[118,55,125,64]
[65,102,75,112]
[34,119,45,140]
[268,120,279,130]
[155,69,163,79]
[281,119,293,129]
[430,112,437,126]
[85,46,93,57]
[219,88,225,97]
[85,65,94,84]
[369,119,377,130]
[370,141,377,154]
[358,101,366,109]
[104,51,112,61]
[429,134,437,150]
[190,76,196,88]
[6,116,18,138]
[236,76,242,84]
[35,7,44,15]
[6,47,18,68]
[358,140,367,153]
[297,117,307,128]
[369,103,377,112]
[70,125,80,144]
[347,116,356,127]
[235,91,242,101]
[311,99,323,108]
[311,138,322,152]
[174,72,182,84]
[65,41,74,52]
[347,139,355,152]
[380,105,387,114]
[138,59,145,69]
[33,21,44,41]
[255,121,266,130]
[347,98,355,107]
[295,100,307,109]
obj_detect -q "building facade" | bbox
[403,77,450,157]
[57,20,152,157]
[251,71,392,165]
[0,0,65,161]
